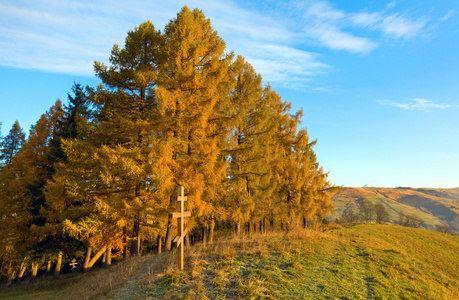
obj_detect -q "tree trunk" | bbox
[88,246,107,268]
[46,260,52,273]
[165,219,174,251]
[18,262,26,280]
[185,233,191,248]
[123,226,127,260]
[7,267,17,286]
[157,235,162,254]
[54,251,63,277]
[28,262,38,284]
[102,249,107,265]
[139,235,143,256]
[83,247,92,272]
[106,245,112,266]
[209,220,215,244]
[131,218,141,256]
[236,221,241,237]
[202,226,207,245]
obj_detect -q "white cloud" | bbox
[350,11,427,39]
[441,10,455,22]
[386,1,398,9]
[295,1,378,53]
[378,98,455,111]
[350,12,383,27]
[379,14,426,39]
[188,1,327,85]
[242,44,329,87]
[305,24,378,53]
[0,0,442,87]
[0,0,331,87]
[295,0,427,53]
[0,0,143,75]
[303,1,345,20]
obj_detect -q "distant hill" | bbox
[331,187,459,233]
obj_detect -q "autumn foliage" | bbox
[0,7,338,282]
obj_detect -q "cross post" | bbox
[168,186,191,271]
[177,186,184,270]
[70,258,78,270]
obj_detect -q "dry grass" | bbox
[143,225,459,299]
[0,252,171,300]
[2,224,458,299]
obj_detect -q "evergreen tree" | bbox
[157,7,234,238]
[0,7,340,277]
[0,101,65,279]
[42,85,92,275]
[224,56,274,234]
[60,82,91,140]
[0,120,26,166]
[59,21,170,259]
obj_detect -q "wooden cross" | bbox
[70,258,78,269]
[168,186,191,271]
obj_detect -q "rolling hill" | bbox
[331,187,459,233]
[1,225,458,299]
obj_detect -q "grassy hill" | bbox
[1,224,458,299]
[331,187,459,232]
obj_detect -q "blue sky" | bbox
[0,0,458,188]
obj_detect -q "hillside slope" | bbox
[1,225,458,299]
[332,187,459,232]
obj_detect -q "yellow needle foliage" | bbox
[0,6,337,278]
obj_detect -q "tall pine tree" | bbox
[60,21,171,259]
[0,121,26,166]
[157,7,234,242]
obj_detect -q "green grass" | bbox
[128,225,459,299]
[2,224,458,299]
[148,225,459,299]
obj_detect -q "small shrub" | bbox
[359,199,375,222]
[341,209,360,224]
[398,213,423,228]
[436,222,453,234]
[374,203,390,224]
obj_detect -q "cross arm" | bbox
[172,227,189,248]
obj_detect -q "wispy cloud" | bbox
[305,24,378,53]
[290,0,429,54]
[194,1,330,85]
[386,1,398,9]
[350,12,427,39]
[0,0,444,87]
[441,10,455,22]
[295,1,378,53]
[378,98,456,111]
[379,14,427,39]
[0,0,145,75]
[242,44,329,88]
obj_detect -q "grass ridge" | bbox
[1,224,458,299]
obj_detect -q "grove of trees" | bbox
[0,7,338,283]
